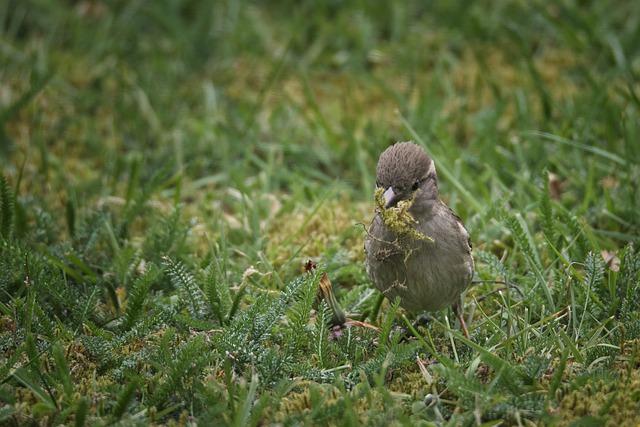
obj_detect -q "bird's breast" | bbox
[365,209,473,312]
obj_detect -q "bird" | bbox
[364,141,474,336]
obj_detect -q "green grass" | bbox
[1,0,640,425]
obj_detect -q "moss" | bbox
[374,188,432,243]
[388,370,430,400]
[66,340,97,380]
[266,198,369,270]
[266,384,341,423]
[266,380,418,425]
[553,367,640,426]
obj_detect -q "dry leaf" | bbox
[318,272,346,326]
[601,250,620,272]
[600,176,619,189]
[548,172,565,200]
[304,259,317,272]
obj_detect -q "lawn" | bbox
[1,1,639,425]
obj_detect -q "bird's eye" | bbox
[376,181,382,188]
[411,180,421,191]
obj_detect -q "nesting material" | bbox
[374,187,433,243]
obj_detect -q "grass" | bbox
[1,0,639,425]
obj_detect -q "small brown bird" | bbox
[364,142,473,335]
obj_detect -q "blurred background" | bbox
[2,0,639,292]
[4,1,639,238]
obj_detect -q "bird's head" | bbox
[375,142,438,210]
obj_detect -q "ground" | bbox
[1,1,639,425]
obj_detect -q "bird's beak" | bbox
[383,187,398,208]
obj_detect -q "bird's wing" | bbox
[440,200,472,252]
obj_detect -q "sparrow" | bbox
[364,142,473,335]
